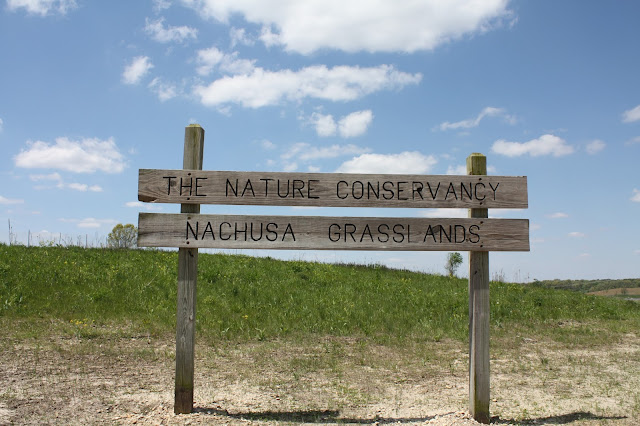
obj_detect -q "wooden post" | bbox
[467,153,490,423]
[175,124,205,414]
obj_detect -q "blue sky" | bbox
[1,0,639,280]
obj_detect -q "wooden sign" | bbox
[138,213,529,252]
[138,169,528,209]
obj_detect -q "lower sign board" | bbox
[138,213,529,252]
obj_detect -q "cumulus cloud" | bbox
[632,189,640,203]
[446,165,467,175]
[626,136,640,146]
[14,137,126,173]
[60,218,117,229]
[195,47,256,76]
[230,27,254,47]
[7,0,76,16]
[279,142,370,171]
[309,113,338,137]
[194,64,421,109]
[282,143,369,162]
[336,152,437,174]
[437,107,516,131]
[148,77,178,101]
[122,56,154,85]
[181,0,512,54]
[585,139,605,155]
[418,208,467,218]
[0,195,24,205]
[568,232,585,238]
[491,134,574,157]
[338,110,373,138]
[126,201,163,211]
[309,110,373,138]
[67,183,103,192]
[547,212,569,219]
[144,17,197,43]
[622,105,640,123]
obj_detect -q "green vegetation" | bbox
[445,252,463,277]
[534,278,640,293]
[106,223,137,249]
[1,244,639,345]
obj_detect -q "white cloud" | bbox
[148,77,178,101]
[547,212,568,219]
[336,152,437,174]
[7,0,76,16]
[631,189,640,203]
[29,172,63,183]
[122,56,154,85]
[260,140,276,150]
[195,47,256,76]
[144,17,197,43]
[310,113,337,137]
[182,0,512,54]
[0,195,24,205]
[626,136,640,146]
[437,107,516,131]
[67,183,103,192]
[338,110,373,138]
[491,134,574,157]
[622,105,640,123]
[193,64,422,109]
[152,0,171,12]
[60,217,117,229]
[15,137,126,173]
[29,172,101,192]
[230,27,253,47]
[419,208,467,218]
[126,201,163,211]
[446,165,467,175]
[568,232,585,238]
[585,139,605,155]
[282,143,369,162]
[0,118,3,132]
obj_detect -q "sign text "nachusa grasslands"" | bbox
[137,213,530,252]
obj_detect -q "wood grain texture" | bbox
[138,213,530,252]
[467,153,491,424]
[138,169,528,209]
[174,125,204,415]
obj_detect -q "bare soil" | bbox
[1,328,639,425]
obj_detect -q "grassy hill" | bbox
[2,243,638,345]
[533,278,640,300]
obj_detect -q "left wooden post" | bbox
[175,124,205,414]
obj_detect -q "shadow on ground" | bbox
[492,411,627,424]
[194,407,446,424]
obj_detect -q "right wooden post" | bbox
[467,153,490,423]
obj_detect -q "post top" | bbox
[187,123,202,128]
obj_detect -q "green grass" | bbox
[534,278,640,293]
[1,244,639,345]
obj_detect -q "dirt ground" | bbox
[1,329,638,425]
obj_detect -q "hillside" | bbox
[1,243,639,424]
[533,278,640,299]
[1,243,638,343]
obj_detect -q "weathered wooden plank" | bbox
[138,213,530,252]
[174,125,204,415]
[138,169,528,209]
[467,153,491,424]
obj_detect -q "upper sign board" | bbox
[138,169,528,209]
